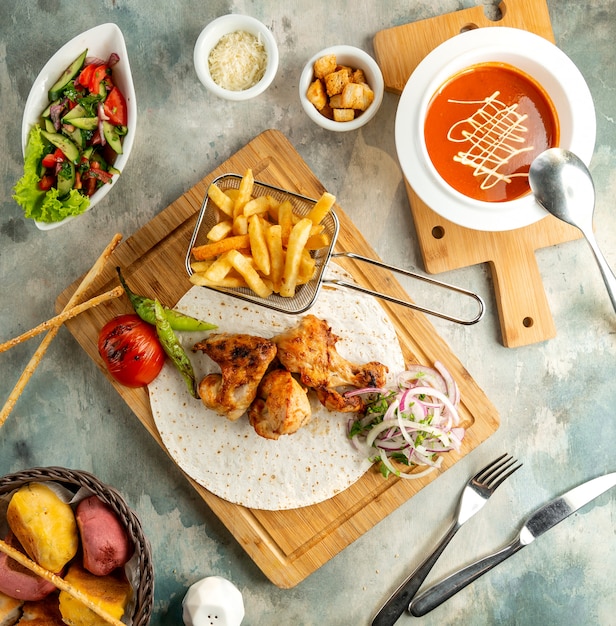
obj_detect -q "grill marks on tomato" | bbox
[97,314,165,387]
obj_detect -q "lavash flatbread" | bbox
[148,266,406,510]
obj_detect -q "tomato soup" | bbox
[424,62,559,203]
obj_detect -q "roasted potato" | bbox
[76,496,133,577]
[58,562,132,626]
[0,532,57,601]
[7,483,78,573]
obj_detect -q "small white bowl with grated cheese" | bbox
[194,14,278,101]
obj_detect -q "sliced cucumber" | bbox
[89,152,107,169]
[37,154,48,178]
[56,161,76,197]
[103,121,123,155]
[48,49,88,101]
[40,130,80,163]
[44,118,56,133]
[64,126,85,149]
[62,103,87,121]
[41,99,60,119]
[69,117,99,130]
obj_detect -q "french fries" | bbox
[280,218,312,297]
[192,234,250,260]
[248,215,271,275]
[190,169,335,299]
[306,192,336,224]
[206,219,233,242]
[207,182,234,216]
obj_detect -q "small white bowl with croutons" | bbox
[299,45,384,132]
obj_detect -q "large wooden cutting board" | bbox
[57,129,499,588]
[374,0,583,348]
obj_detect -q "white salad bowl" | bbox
[21,22,137,231]
[395,27,596,232]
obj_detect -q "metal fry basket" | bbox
[186,174,484,325]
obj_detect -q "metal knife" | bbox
[409,471,616,617]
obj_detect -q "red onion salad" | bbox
[347,362,464,479]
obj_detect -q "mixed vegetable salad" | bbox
[13,49,129,223]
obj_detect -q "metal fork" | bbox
[371,453,522,626]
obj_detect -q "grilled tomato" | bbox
[98,314,165,387]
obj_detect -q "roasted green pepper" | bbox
[154,299,198,398]
[116,267,217,332]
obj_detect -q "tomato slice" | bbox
[90,64,110,94]
[41,154,57,168]
[78,63,97,89]
[83,175,97,196]
[98,314,165,387]
[103,86,128,126]
[86,167,113,184]
[38,175,55,191]
[42,148,65,168]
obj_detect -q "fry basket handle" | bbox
[327,252,485,325]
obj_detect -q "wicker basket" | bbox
[0,466,154,625]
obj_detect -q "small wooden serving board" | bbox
[57,130,499,588]
[374,0,582,347]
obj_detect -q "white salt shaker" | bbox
[182,576,245,626]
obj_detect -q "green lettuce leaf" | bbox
[12,125,90,223]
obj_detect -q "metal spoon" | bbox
[529,148,616,313]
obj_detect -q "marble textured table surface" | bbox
[1,1,615,624]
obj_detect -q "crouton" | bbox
[324,68,350,96]
[306,79,328,110]
[351,68,366,84]
[313,54,336,79]
[341,82,374,111]
[328,94,342,109]
[333,108,355,122]
[320,102,334,120]
[359,84,375,110]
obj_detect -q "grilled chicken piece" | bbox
[272,315,388,412]
[248,370,312,440]
[313,386,366,413]
[194,333,277,421]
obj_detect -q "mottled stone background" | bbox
[1,1,615,624]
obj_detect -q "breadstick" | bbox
[0,233,123,429]
[0,539,125,626]
[0,285,124,354]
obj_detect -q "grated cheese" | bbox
[208,30,268,91]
